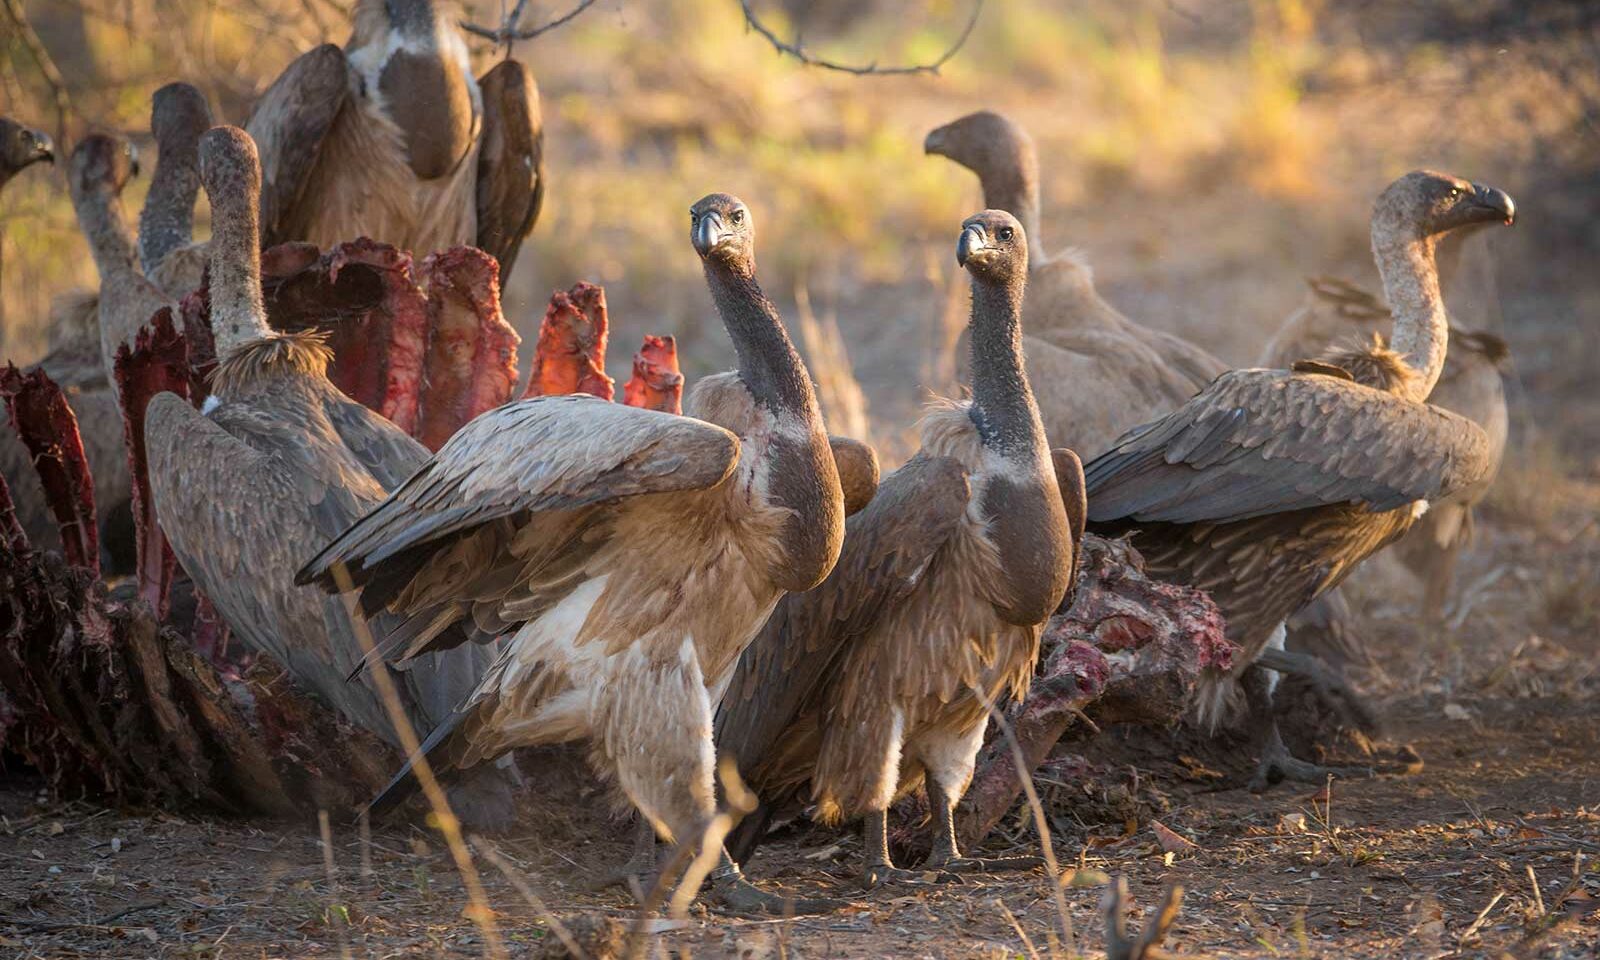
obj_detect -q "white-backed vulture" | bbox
[925,110,1227,457]
[1262,271,1510,620]
[247,0,543,275]
[1084,170,1514,788]
[297,193,845,912]
[717,211,1077,886]
[142,126,517,827]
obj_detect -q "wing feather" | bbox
[473,59,543,277]
[1085,369,1493,525]
[246,44,350,246]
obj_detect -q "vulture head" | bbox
[923,109,1035,184]
[199,126,263,206]
[957,209,1029,284]
[151,83,212,153]
[67,134,138,199]
[690,193,756,274]
[1374,170,1516,242]
[0,118,54,188]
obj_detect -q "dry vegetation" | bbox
[2,0,1599,957]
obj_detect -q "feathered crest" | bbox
[209,330,333,396]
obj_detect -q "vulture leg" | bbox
[922,739,1042,876]
[707,849,846,915]
[858,810,931,888]
[587,815,660,895]
[1244,661,1375,792]
[1256,646,1380,734]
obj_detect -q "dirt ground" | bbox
[3,503,1598,960]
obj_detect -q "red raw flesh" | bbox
[182,240,431,431]
[416,247,523,450]
[0,365,98,573]
[320,239,430,434]
[113,309,191,619]
[522,280,613,402]
[177,285,216,406]
[623,334,684,414]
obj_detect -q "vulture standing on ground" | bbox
[717,211,1076,885]
[1262,268,1510,621]
[925,110,1226,457]
[298,193,844,913]
[247,0,543,275]
[1083,170,1513,788]
[142,126,517,826]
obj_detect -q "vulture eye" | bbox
[1447,187,1462,200]
[731,209,745,224]
[997,226,1014,241]
[689,212,698,225]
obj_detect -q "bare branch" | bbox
[461,0,598,45]
[1103,877,1185,960]
[1,0,77,145]
[739,0,985,76]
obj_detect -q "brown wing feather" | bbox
[1052,447,1086,609]
[1085,369,1494,525]
[246,44,350,246]
[828,435,879,516]
[715,454,969,785]
[320,390,429,490]
[474,59,544,277]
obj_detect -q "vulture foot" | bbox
[587,816,660,896]
[1257,646,1380,734]
[922,853,1044,875]
[708,866,847,915]
[1248,723,1374,792]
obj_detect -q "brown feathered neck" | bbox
[703,259,820,420]
[210,330,333,396]
[201,133,275,356]
[968,264,1048,457]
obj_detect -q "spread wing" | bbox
[715,454,969,778]
[1085,369,1494,525]
[247,44,350,246]
[474,59,544,277]
[295,394,740,662]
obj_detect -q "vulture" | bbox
[143,126,517,826]
[297,193,845,913]
[247,0,543,275]
[925,110,1226,457]
[1083,170,1514,788]
[3,92,214,568]
[1261,268,1510,620]
[717,211,1077,885]
[0,117,53,188]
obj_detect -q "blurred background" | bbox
[2,0,1597,473]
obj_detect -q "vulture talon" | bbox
[587,816,660,895]
[1258,646,1379,734]
[1248,724,1374,792]
[709,866,847,915]
[923,854,1044,876]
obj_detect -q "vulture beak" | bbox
[30,132,54,165]
[693,210,730,257]
[1470,183,1516,226]
[957,224,987,267]
[923,128,947,156]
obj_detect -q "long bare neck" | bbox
[1372,225,1447,403]
[704,262,820,423]
[208,176,272,356]
[71,185,142,289]
[139,140,201,279]
[968,275,1047,457]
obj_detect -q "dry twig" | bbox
[0,0,76,146]
[739,0,985,76]
[1103,877,1184,960]
[461,0,599,47]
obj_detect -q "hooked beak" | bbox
[693,210,729,257]
[923,128,947,156]
[956,225,986,267]
[1471,183,1515,225]
[31,132,54,165]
